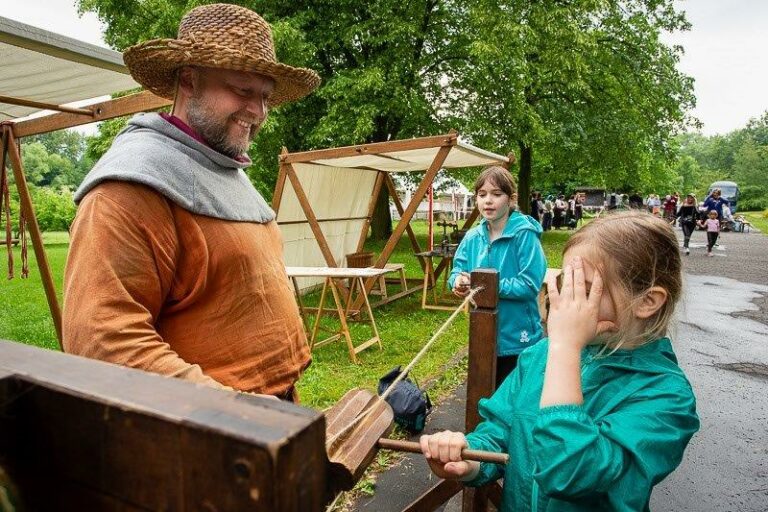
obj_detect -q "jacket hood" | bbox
[479,210,543,240]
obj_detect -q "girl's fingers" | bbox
[449,432,466,462]
[573,257,586,300]
[588,270,604,307]
[546,271,560,305]
[560,264,573,300]
[419,435,431,458]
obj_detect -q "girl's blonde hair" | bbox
[564,210,682,351]
[474,166,517,197]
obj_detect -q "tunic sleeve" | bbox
[63,184,229,390]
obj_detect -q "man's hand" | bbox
[452,272,471,298]
[419,430,480,480]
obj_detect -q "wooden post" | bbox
[272,148,289,212]
[2,126,62,345]
[462,269,498,512]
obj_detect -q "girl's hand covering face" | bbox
[546,256,617,349]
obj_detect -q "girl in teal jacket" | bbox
[422,210,700,511]
[449,166,547,387]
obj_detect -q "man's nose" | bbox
[245,94,268,118]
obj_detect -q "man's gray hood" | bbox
[74,113,275,223]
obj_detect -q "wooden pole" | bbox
[2,126,62,345]
[272,148,289,212]
[0,95,94,116]
[462,269,499,511]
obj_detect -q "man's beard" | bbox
[186,95,260,159]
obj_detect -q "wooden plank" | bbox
[3,127,62,344]
[0,339,327,511]
[11,90,172,138]
[285,164,337,267]
[281,133,458,164]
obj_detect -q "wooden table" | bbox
[286,266,392,363]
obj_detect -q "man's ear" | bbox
[176,66,197,96]
[634,286,668,319]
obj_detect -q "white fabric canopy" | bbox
[0,16,139,122]
[277,140,508,292]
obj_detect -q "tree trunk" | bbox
[517,142,532,215]
[370,184,393,241]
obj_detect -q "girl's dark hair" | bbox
[564,210,682,350]
[474,166,516,197]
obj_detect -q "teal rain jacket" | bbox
[465,337,699,511]
[448,211,547,355]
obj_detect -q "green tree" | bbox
[448,0,696,210]
[78,0,464,239]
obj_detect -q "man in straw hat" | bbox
[62,4,320,401]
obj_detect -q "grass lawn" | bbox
[0,221,573,409]
[741,210,768,234]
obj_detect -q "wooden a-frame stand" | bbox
[273,133,514,312]
[1,91,171,348]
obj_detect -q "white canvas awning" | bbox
[0,15,139,122]
[275,135,510,293]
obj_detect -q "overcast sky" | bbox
[4,0,768,136]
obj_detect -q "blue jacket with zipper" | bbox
[448,211,547,356]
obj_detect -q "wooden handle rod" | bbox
[377,438,509,465]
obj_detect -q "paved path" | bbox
[352,228,768,512]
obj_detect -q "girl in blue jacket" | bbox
[449,166,547,387]
[422,210,699,511]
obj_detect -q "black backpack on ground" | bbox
[377,366,432,434]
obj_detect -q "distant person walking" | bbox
[542,195,553,231]
[553,195,567,229]
[699,210,721,257]
[703,188,729,220]
[676,194,698,255]
[530,192,542,224]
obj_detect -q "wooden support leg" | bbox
[291,277,311,341]
[310,278,330,350]
[330,278,358,363]
[357,277,382,351]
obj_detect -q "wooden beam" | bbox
[11,90,172,138]
[0,95,94,116]
[284,163,337,267]
[280,133,458,164]
[384,173,424,259]
[2,127,62,345]
[279,216,368,226]
[272,149,289,213]
[402,479,463,512]
[355,171,384,253]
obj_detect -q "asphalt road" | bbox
[352,227,768,512]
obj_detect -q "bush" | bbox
[31,187,77,232]
[737,185,768,211]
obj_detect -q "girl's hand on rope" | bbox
[419,430,479,480]
[452,272,471,298]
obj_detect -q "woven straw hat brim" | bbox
[124,39,321,107]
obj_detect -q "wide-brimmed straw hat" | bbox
[123,3,320,106]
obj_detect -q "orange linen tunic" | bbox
[63,181,310,395]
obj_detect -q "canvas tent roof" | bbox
[275,134,510,293]
[0,15,139,122]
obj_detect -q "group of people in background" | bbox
[530,191,584,231]
[652,189,732,257]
